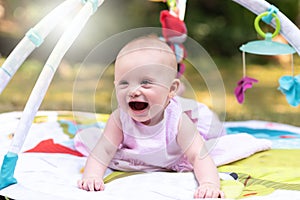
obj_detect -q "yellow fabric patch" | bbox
[218,149,300,198]
[103,171,144,183]
[221,180,244,199]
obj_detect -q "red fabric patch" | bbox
[25,139,84,157]
[280,135,297,139]
[160,10,187,41]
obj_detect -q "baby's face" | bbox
[114,49,178,125]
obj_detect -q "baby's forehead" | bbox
[118,37,175,58]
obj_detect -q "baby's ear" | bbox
[169,79,180,98]
[113,80,118,86]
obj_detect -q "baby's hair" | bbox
[119,34,173,53]
[116,35,177,69]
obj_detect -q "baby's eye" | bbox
[117,81,129,88]
[141,80,152,85]
[120,81,128,85]
[141,80,153,89]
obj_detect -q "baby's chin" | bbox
[131,109,165,126]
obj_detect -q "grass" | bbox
[0,55,299,126]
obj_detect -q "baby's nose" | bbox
[128,85,142,98]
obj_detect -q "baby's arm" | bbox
[78,110,123,191]
[177,114,224,198]
[78,153,106,191]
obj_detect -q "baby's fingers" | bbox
[218,190,225,198]
[194,187,207,198]
[86,180,96,191]
[77,180,84,189]
[194,186,224,199]
[209,190,223,198]
[94,180,105,191]
[81,179,95,191]
[78,179,103,191]
[78,179,91,190]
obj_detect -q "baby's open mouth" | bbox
[129,101,149,111]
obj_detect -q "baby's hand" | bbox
[77,177,105,191]
[194,183,224,199]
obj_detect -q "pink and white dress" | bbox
[109,96,226,172]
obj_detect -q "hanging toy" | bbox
[161,0,187,78]
[160,10,187,44]
[278,57,300,107]
[150,0,186,20]
[152,0,188,78]
[236,5,297,105]
[234,50,258,104]
[240,7,295,55]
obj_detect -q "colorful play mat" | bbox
[0,111,299,199]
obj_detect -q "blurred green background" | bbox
[0,0,299,126]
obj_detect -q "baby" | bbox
[77,36,225,198]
